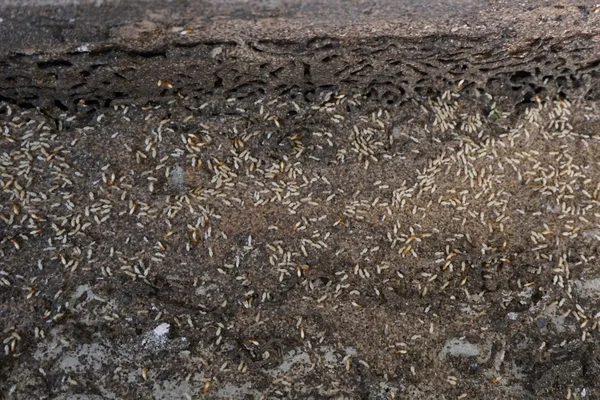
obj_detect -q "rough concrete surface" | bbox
[2,1,600,399]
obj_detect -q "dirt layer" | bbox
[2,84,600,399]
[2,1,600,400]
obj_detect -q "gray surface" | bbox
[0,0,592,55]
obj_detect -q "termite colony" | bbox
[1,85,600,398]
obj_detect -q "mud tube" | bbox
[0,0,599,113]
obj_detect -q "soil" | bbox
[3,83,600,399]
[2,1,600,400]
